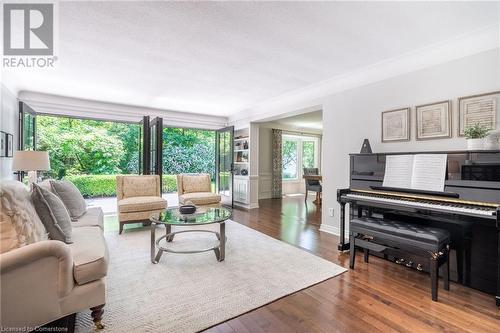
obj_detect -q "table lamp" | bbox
[12,151,51,189]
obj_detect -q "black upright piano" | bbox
[337,150,500,306]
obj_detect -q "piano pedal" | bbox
[405,261,413,268]
[395,258,405,265]
[416,264,423,271]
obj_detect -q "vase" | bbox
[484,130,500,150]
[466,138,484,150]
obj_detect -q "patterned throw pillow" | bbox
[50,180,87,220]
[31,183,73,244]
[0,181,48,254]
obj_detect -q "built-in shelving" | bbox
[233,129,250,205]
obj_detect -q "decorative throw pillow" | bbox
[0,181,48,254]
[31,184,73,244]
[183,174,211,193]
[49,180,87,220]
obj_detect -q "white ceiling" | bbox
[267,110,323,132]
[3,1,499,117]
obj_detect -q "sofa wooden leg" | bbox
[90,304,105,329]
[119,222,124,235]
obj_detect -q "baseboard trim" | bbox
[319,224,349,239]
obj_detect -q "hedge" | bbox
[64,175,177,198]
[64,174,180,198]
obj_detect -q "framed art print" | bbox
[6,133,13,157]
[416,100,451,140]
[0,132,5,157]
[458,91,500,136]
[381,107,410,142]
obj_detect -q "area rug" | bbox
[75,221,347,332]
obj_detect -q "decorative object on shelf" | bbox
[458,91,500,136]
[360,139,372,154]
[240,169,248,176]
[464,123,489,150]
[6,134,13,157]
[381,107,410,142]
[243,141,248,149]
[235,141,242,148]
[12,150,51,189]
[484,129,500,150]
[0,131,6,157]
[179,204,197,215]
[415,100,452,140]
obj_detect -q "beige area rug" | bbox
[75,221,347,333]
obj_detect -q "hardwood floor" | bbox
[205,196,500,333]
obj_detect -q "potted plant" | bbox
[464,123,489,150]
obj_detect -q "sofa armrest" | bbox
[1,240,74,297]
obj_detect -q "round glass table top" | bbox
[150,206,232,225]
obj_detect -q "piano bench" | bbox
[349,217,451,302]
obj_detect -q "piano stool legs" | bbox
[430,258,439,301]
[349,231,450,302]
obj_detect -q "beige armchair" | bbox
[176,173,221,206]
[116,175,167,234]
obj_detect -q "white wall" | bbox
[321,49,500,235]
[0,85,18,180]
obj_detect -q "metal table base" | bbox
[151,221,226,264]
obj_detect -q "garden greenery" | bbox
[38,116,216,197]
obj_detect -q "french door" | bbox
[141,116,163,178]
[19,102,37,151]
[18,102,38,181]
[216,126,234,207]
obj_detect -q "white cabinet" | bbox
[234,177,249,204]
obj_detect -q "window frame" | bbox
[281,134,320,182]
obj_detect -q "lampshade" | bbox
[12,151,51,171]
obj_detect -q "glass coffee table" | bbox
[150,206,232,264]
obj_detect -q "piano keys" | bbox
[337,150,500,307]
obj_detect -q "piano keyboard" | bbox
[344,192,497,217]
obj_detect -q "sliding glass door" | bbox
[216,126,234,207]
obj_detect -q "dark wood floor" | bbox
[205,196,500,333]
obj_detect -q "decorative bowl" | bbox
[179,205,196,215]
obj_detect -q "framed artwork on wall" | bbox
[415,100,452,140]
[6,133,13,157]
[458,91,500,136]
[381,107,410,142]
[0,132,5,157]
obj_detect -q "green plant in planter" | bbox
[464,123,489,139]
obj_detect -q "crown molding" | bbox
[18,91,228,129]
[229,23,500,125]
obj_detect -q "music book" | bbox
[382,154,447,192]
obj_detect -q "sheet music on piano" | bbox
[383,154,447,192]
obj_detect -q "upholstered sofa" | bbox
[0,180,108,330]
[116,175,167,234]
[176,173,221,206]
